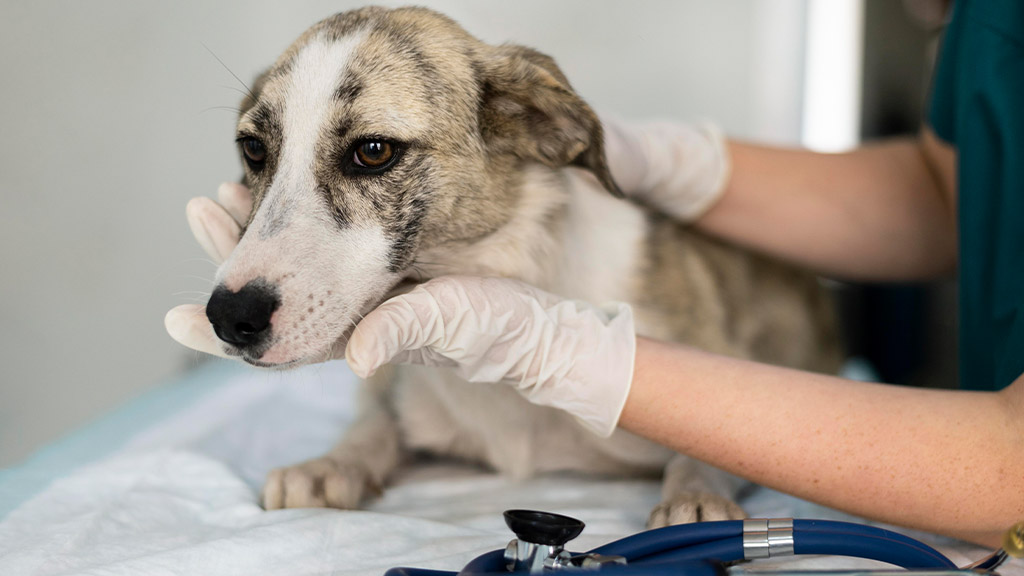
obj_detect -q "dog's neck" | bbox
[413,164,649,305]
[413,164,566,288]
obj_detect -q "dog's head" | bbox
[206,6,619,367]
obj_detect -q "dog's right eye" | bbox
[239,137,267,168]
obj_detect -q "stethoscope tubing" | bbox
[793,521,955,569]
[588,519,740,559]
[589,519,956,569]
[388,518,963,576]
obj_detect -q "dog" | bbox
[205,6,840,526]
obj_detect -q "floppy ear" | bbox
[477,45,623,197]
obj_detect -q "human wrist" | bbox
[616,336,685,439]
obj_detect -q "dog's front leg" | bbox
[262,369,403,510]
[648,454,747,527]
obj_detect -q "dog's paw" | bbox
[262,456,380,510]
[647,492,746,528]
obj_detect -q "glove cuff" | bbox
[565,302,637,438]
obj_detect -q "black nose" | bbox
[206,280,281,349]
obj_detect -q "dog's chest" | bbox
[547,169,650,307]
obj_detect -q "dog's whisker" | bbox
[410,260,462,276]
[406,263,427,277]
[411,260,457,267]
[171,295,211,302]
[181,274,217,286]
[220,85,252,98]
[199,105,244,116]
[176,257,222,269]
[175,297,211,305]
[191,349,204,370]
[202,43,258,103]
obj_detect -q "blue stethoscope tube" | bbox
[589,520,956,569]
[386,518,962,576]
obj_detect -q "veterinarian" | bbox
[169,0,1020,549]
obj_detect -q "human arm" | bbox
[697,128,957,281]
[607,120,957,282]
[623,336,1023,548]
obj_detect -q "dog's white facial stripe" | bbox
[215,30,404,366]
[258,32,368,238]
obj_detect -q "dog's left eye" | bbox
[352,140,399,171]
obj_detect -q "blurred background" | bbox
[0,0,950,467]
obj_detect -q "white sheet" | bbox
[1,361,1019,576]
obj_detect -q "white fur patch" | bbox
[284,34,367,182]
[556,168,647,305]
[258,33,369,237]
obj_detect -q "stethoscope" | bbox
[386,510,1024,576]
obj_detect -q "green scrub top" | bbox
[928,0,1024,390]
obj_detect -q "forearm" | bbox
[620,337,1024,547]
[696,131,957,281]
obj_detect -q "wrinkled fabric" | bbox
[346,276,636,437]
[0,361,1017,576]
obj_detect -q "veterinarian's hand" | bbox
[603,117,730,222]
[345,276,636,437]
[164,182,254,358]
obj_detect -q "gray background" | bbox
[0,0,814,466]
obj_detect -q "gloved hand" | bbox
[345,276,637,437]
[164,182,257,359]
[602,116,731,223]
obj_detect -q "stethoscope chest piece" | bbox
[502,510,626,571]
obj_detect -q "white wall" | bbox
[0,0,808,466]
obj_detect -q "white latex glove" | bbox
[603,116,731,222]
[164,182,254,358]
[345,276,637,438]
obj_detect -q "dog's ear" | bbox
[477,45,623,197]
